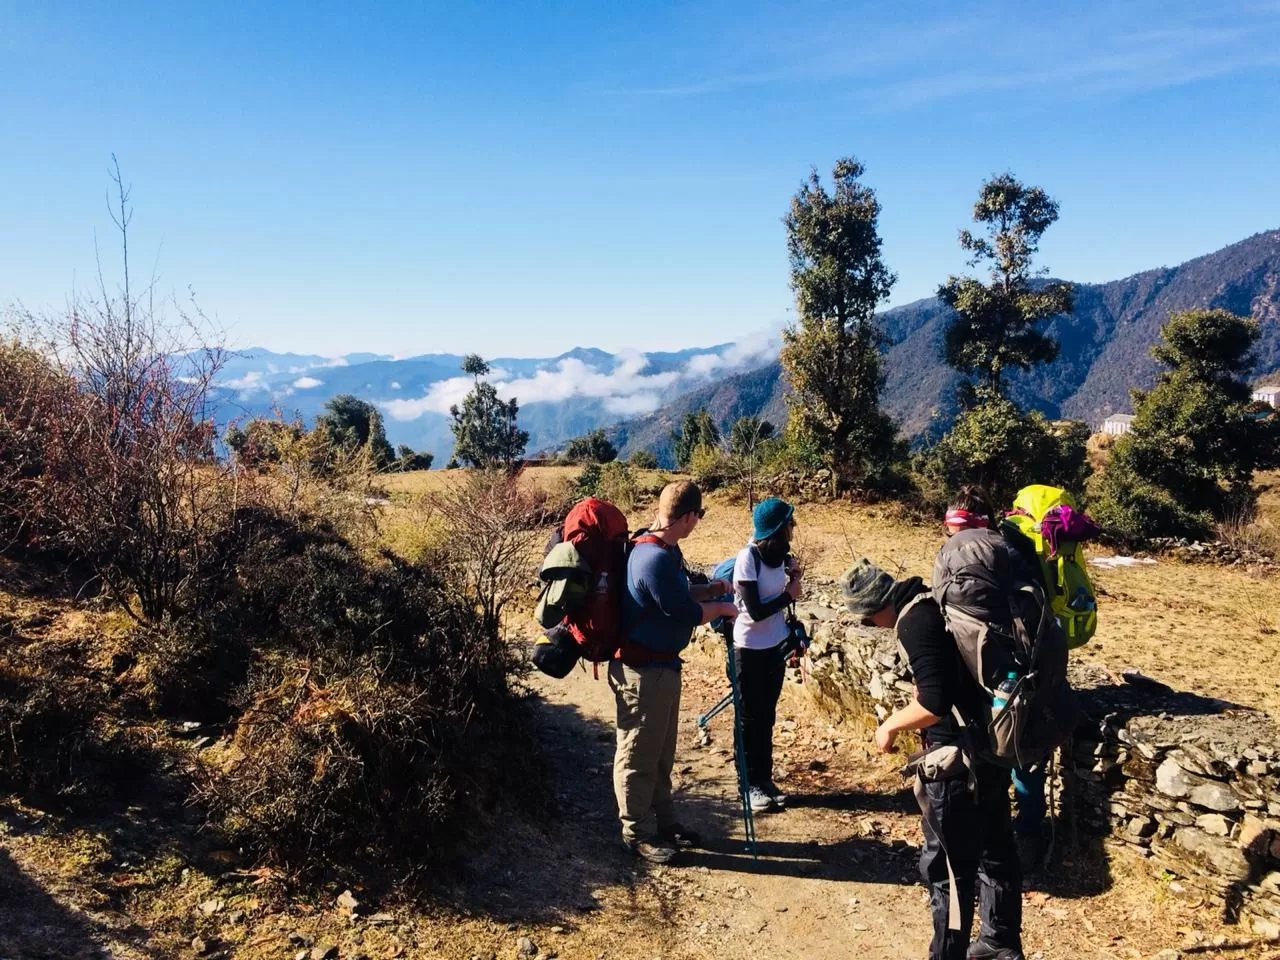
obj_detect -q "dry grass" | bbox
[379,467,1280,720]
[650,475,1280,720]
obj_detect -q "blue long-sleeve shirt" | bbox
[622,540,702,668]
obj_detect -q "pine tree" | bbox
[449,355,529,468]
[1090,309,1280,539]
[779,157,898,493]
[938,173,1072,404]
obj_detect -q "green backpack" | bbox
[1003,485,1099,650]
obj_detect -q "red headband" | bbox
[944,508,988,529]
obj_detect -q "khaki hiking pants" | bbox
[608,660,681,843]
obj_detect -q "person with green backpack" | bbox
[1001,484,1099,872]
[945,485,1099,874]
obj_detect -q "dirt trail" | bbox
[507,643,1262,960]
[0,635,1270,959]
[522,649,929,960]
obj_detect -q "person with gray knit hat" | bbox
[847,557,1024,960]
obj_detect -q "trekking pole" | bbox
[697,691,735,730]
[700,618,810,732]
[725,634,758,859]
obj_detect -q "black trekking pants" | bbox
[733,643,786,788]
[919,759,1023,960]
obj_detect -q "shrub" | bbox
[192,516,529,871]
[575,460,642,511]
[915,397,1089,509]
[424,469,544,634]
[0,645,97,797]
[627,449,659,470]
[562,428,617,464]
[1089,310,1280,541]
[687,443,731,492]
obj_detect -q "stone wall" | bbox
[790,591,1280,941]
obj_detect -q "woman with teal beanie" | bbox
[732,496,803,813]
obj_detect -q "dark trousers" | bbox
[919,760,1023,960]
[733,644,786,788]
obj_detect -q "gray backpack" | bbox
[932,527,1079,768]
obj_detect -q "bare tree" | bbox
[426,469,543,635]
[10,158,234,622]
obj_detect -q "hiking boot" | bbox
[624,838,677,864]
[748,786,779,813]
[966,940,1024,960]
[658,824,702,850]
[765,781,788,808]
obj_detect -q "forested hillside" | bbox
[615,229,1280,461]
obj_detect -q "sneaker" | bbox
[658,824,702,850]
[765,781,788,808]
[623,838,677,864]
[748,786,779,813]
[966,940,1024,960]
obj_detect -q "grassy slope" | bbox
[384,467,1280,719]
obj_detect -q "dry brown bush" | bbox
[189,516,529,871]
[425,468,545,635]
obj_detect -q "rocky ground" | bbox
[4,634,1278,960]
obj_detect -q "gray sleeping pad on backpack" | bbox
[932,527,1078,768]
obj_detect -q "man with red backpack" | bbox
[613,480,739,864]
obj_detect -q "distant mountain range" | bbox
[207,340,777,463]
[210,229,1280,467]
[610,229,1280,462]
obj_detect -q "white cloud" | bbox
[605,393,664,416]
[377,338,780,422]
[323,357,349,367]
[293,376,323,389]
[220,371,267,391]
[390,381,402,390]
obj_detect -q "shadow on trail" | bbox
[786,786,915,815]
[682,832,916,883]
[441,696,639,923]
[0,844,162,960]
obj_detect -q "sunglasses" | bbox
[689,508,707,520]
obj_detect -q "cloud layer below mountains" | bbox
[379,335,778,422]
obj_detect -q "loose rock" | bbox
[1188,782,1240,813]
[1195,813,1231,837]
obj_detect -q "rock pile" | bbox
[1143,537,1278,570]
[787,593,1280,941]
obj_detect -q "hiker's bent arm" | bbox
[698,601,738,625]
[690,579,730,602]
[875,698,939,752]
[644,550,704,626]
[736,579,793,622]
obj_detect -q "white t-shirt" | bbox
[732,543,790,650]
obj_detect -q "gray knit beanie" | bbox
[840,559,896,616]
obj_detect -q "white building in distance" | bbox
[1101,413,1134,436]
[1253,386,1280,408]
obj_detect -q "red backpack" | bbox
[562,498,630,662]
[531,498,631,677]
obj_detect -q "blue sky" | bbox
[2,0,1278,358]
